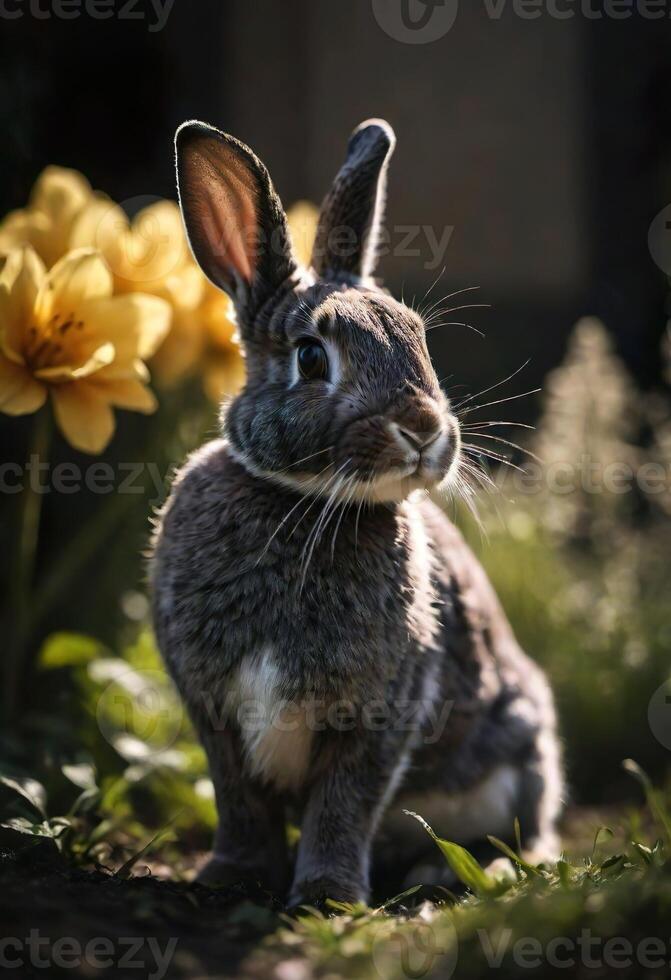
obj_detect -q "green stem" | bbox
[31,381,204,629]
[5,406,52,717]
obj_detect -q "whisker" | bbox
[288,464,343,543]
[459,388,541,416]
[458,456,498,491]
[330,475,357,563]
[424,302,492,325]
[419,285,483,322]
[450,471,487,539]
[462,444,526,474]
[425,320,485,337]
[461,431,542,464]
[454,358,532,411]
[299,463,350,591]
[273,446,333,476]
[416,266,447,311]
[464,420,535,431]
[255,463,333,566]
[354,472,375,560]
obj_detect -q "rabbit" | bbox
[150,117,563,908]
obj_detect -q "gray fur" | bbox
[150,119,563,907]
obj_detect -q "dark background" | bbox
[1,0,670,400]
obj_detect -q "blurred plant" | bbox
[460,317,671,799]
[0,763,109,864]
[533,317,641,542]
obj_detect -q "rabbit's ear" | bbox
[312,119,396,282]
[175,121,297,319]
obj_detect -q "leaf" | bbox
[631,841,653,865]
[404,810,500,896]
[39,632,102,669]
[62,763,97,790]
[0,775,47,818]
[556,860,573,886]
[376,884,422,912]
[1,818,66,839]
[600,854,625,875]
[486,835,543,877]
[623,759,671,845]
[68,786,101,818]
[591,826,614,861]
[113,813,181,879]
[324,898,358,914]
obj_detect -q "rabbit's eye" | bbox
[297,341,328,381]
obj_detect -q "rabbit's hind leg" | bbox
[377,751,562,895]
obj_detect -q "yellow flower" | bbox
[0,246,170,453]
[198,283,246,402]
[0,168,318,404]
[69,195,241,395]
[0,167,94,268]
[69,196,189,294]
[287,200,319,268]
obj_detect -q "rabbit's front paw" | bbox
[288,876,367,912]
[196,854,275,893]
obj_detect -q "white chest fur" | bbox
[228,647,314,791]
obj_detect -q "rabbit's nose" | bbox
[395,424,442,453]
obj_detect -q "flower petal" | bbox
[0,354,47,415]
[98,378,157,413]
[29,167,93,266]
[149,307,206,387]
[286,200,319,268]
[36,248,112,323]
[31,166,92,223]
[121,200,188,287]
[0,247,47,362]
[203,353,246,404]
[34,341,116,382]
[0,209,50,260]
[51,381,115,454]
[72,198,187,293]
[69,195,128,262]
[77,293,171,371]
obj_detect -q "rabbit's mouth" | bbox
[331,412,461,504]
